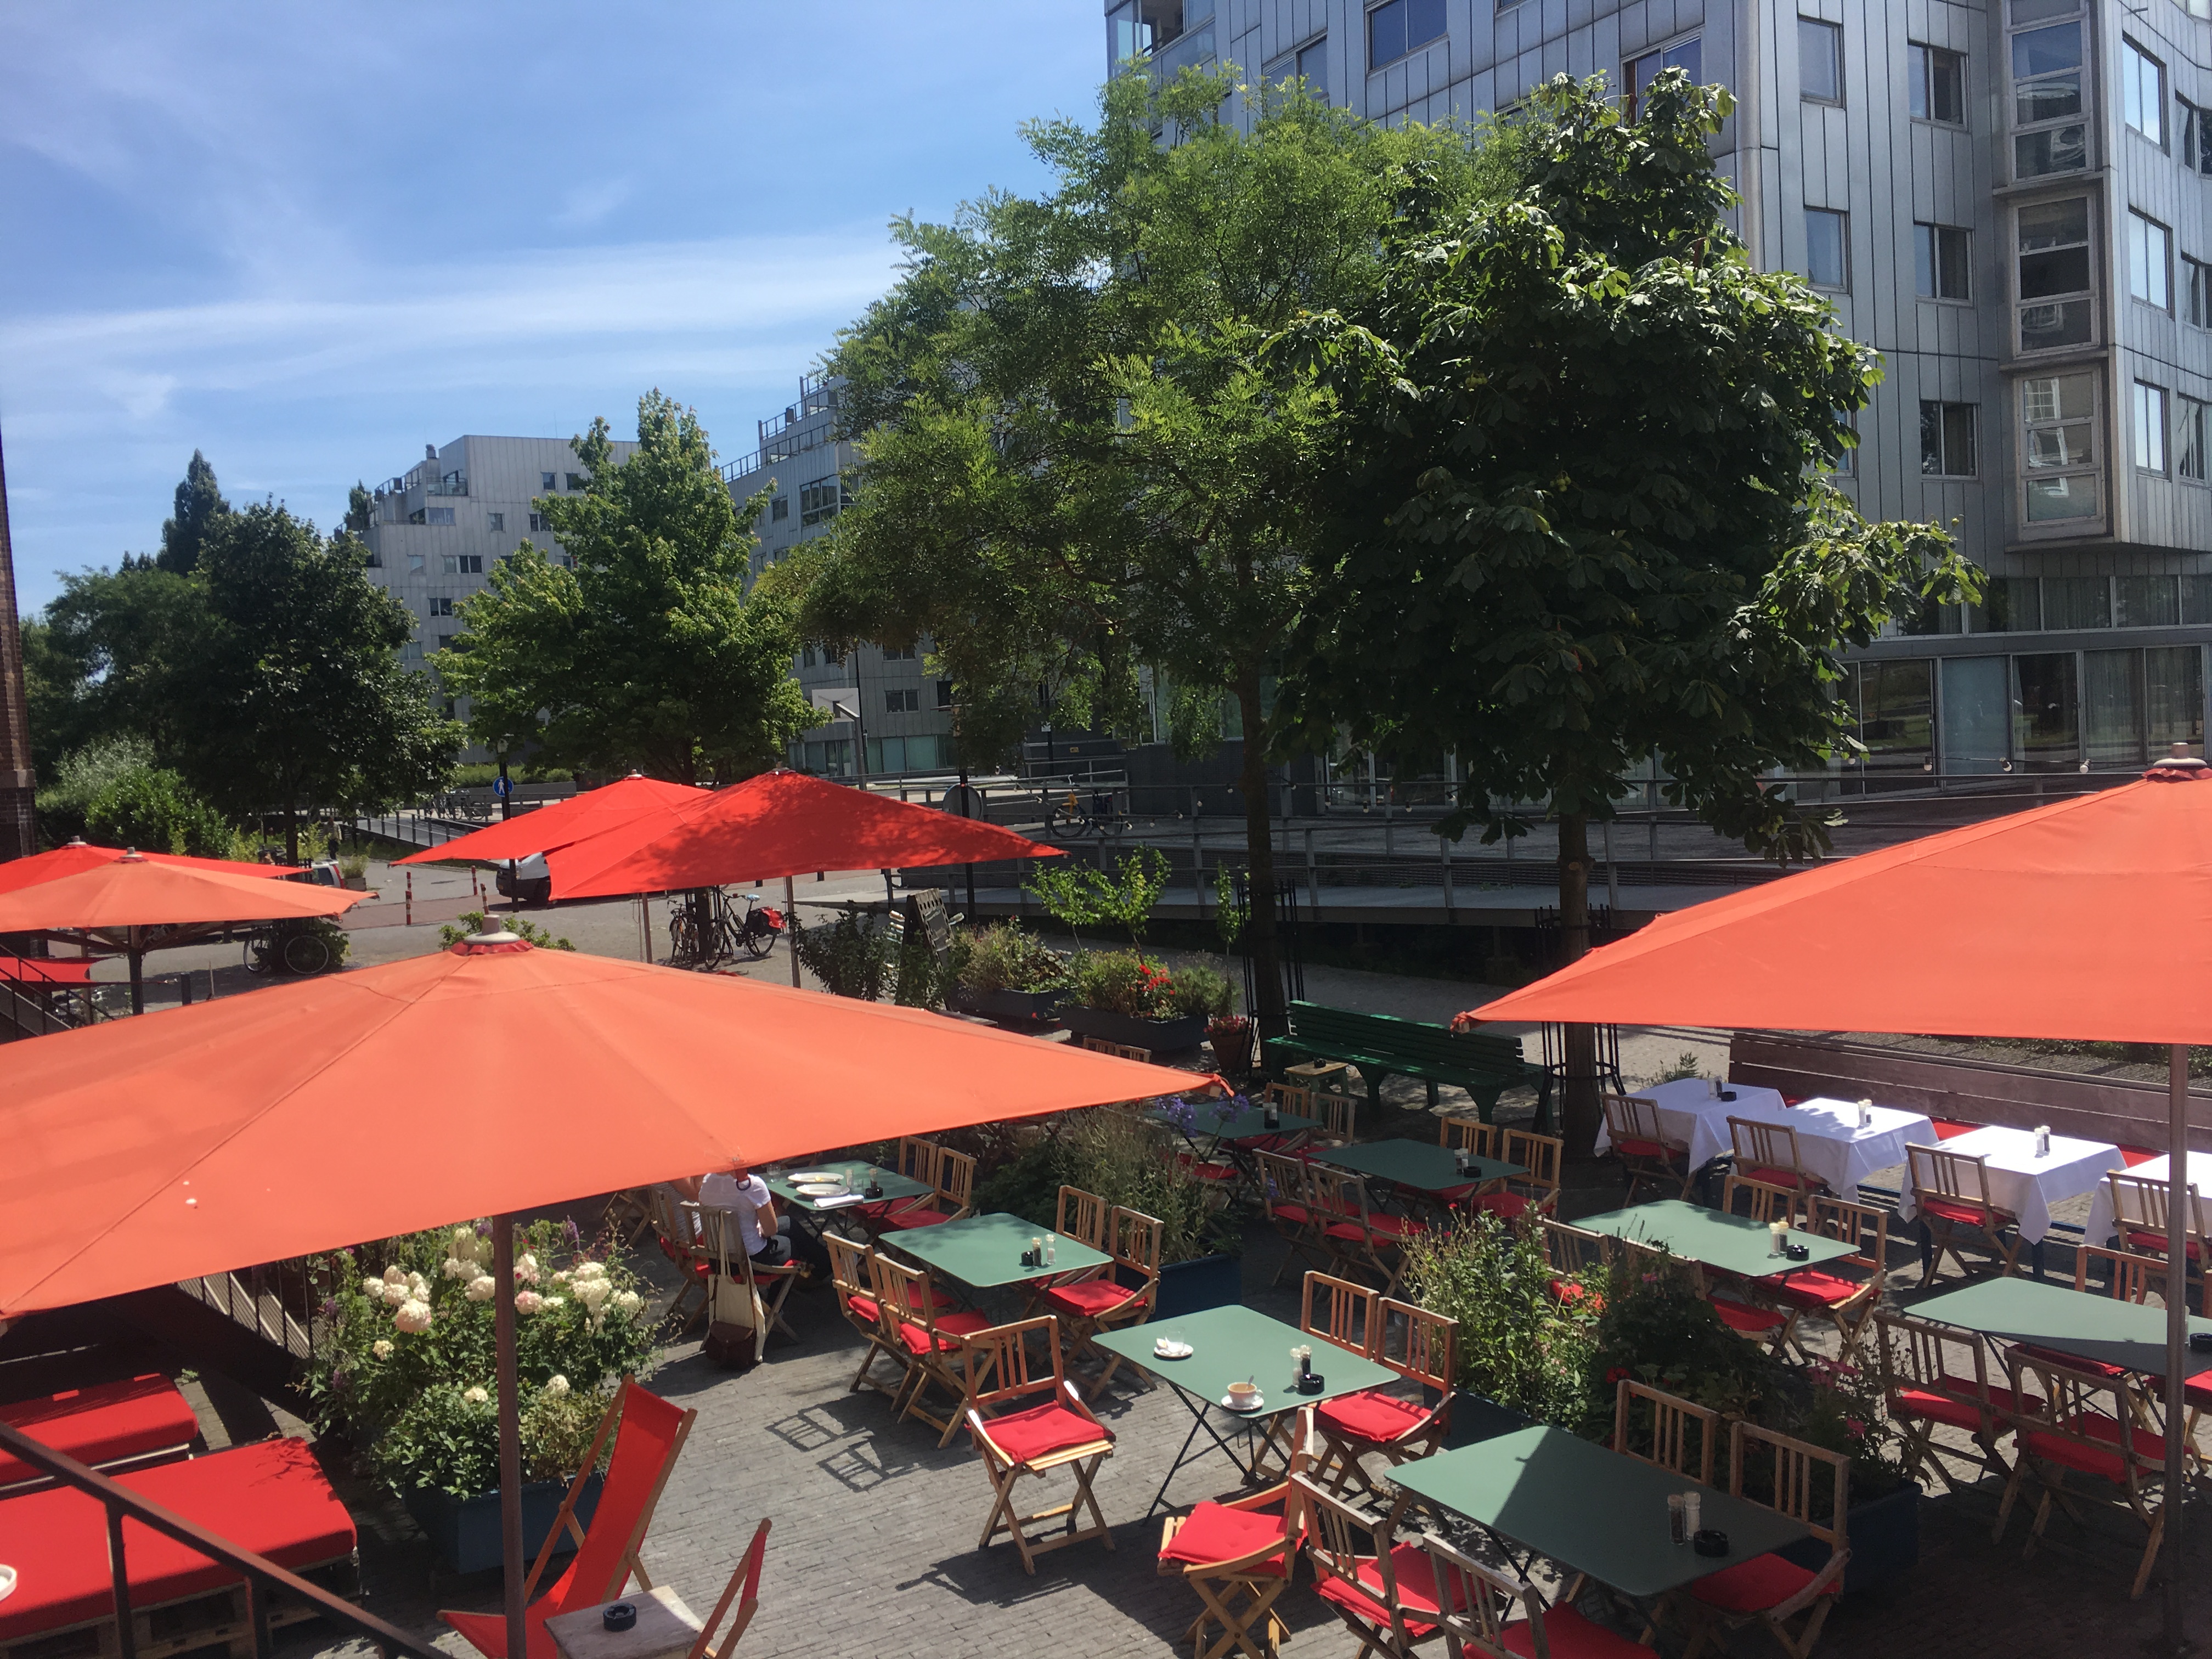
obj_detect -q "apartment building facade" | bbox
[721,374,957,778]
[1111,0,2212,778]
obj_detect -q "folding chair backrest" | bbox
[685,1517,772,1659]
[1110,1205,1163,1282]
[1266,1080,1316,1122]
[1618,1237,1703,1295]
[1378,1297,1455,1392]
[822,1233,874,1315]
[1309,1089,1358,1146]
[1056,1184,1110,1251]
[2075,1242,2174,1308]
[1614,1378,1718,1486]
[1536,1216,1612,1278]
[1301,1270,1380,1358]
[1875,1309,1991,1404]
[963,1314,1068,1413]
[1730,1116,1803,1176]
[543,1378,697,1611]
[934,1146,977,1214]
[1254,1150,1311,1219]
[1601,1092,1667,1147]
[1908,1143,1994,1210]
[2108,1173,2212,1254]
[1439,1115,1503,1161]
[894,1137,944,1190]
[867,1252,940,1336]
[1729,1419,1849,1554]
[1806,1193,1889,1272]
[1722,1173,1803,1227]
[2006,1348,2159,1494]
[1502,1128,1561,1200]
[1294,1475,1421,1653]
[1419,1531,1538,1659]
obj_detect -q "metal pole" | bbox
[1192,820,1205,912]
[108,1506,137,1659]
[1603,818,1619,913]
[128,929,144,1017]
[1441,831,1454,922]
[1305,827,1321,923]
[493,1216,526,1659]
[784,876,801,987]
[2162,1042,2188,1651]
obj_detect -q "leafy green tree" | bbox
[171,504,459,860]
[24,566,210,768]
[1275,74,1977,1151]
[157,450,231,575]
[802,70,1501,1036]
[86,765,234,856]
[441,392,819,783]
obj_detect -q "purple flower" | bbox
[318,1296,338,1321]
[562,1217,583,1245]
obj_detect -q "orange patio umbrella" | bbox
[393,774,708,866]
[1467,751,2212,1641]
[0,851,361,1013]
[0,839,304,896]
[0,932,1202,1653]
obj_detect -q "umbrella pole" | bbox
[2162,1043,2188,1654]
[128,929,144,1017]
[784,876,800,988]
[494,1215,527,1659]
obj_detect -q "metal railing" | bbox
[0,1421,442,1659]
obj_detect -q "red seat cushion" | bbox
[1938,1376,2042,1416]
[1929,1119,1979,1141]
[2125,1230,2204,1260]
[2118,1144,2165,1167]
[1043,1279,1139,1318]
[1502,1606,1654,1658]
[1548,1278,1601,1310]
[881,1205,955,1231]
[1893,1386,1988,1432]
[980,1401,1113,1465]
[1613,1137,1672,1160]
[1920,1196,2006,1227]
[1159,1501,1286,1573]
[846,1293,882,1323]
[2011,1342,2128,1383]
[1470,1192,1533,1221]
[0,1375,199,1488]
[1771,1268,1865,1310]
[2022,1411,2164,1482]
[1317,1390,1431,1445]
[1325,1212,1427,1245]
[896,1308,992,1355]
[1313,1543,1454,1635]
[1710,1296,1787,1335]
[1188,1163,1240,1183]
[1688,1549,1832,1613]
[1268,1201,1311,1223]
[1743,1166,1809,1190]
[0,1438,354,1643]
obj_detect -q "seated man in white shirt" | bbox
[698,1162,829,1277]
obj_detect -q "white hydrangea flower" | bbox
[543,1374,569,1399]
[540,1295,567,1310]
[453,1227,474,1252]
[393,1299,433,1334]
[574,1278,612,1309]
[466,1275,497,1302]
[382,1264,408,1287]
[442,1257,469,1280]
[514,1290,545,1316]
[514,1252,541,1285]
[614,1289,644,1317]
[381,1281,412,1307]
[572,1261,609,1283]
[462,1385,489,1404]
[360,1277,385,1299]
[371,1339,394,1360]
[551,1269,571,1287]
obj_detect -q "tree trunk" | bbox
[1235,674,1287,1044]
[1556,811,1600,1158]
[283,787,300,867]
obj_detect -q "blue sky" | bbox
[0,3,1105,612]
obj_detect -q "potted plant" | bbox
[305,1218,660,1575]
[1205,867,1254,1075]
[947,921,1069,1024]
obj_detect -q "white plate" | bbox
[794,1182,845,1197]
[790,1171,843,1184]
[0,1565,14,1605]
[1153,1339,1193,1359]
[1220,1391,1266,1413]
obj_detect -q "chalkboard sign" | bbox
[907,890,953,957]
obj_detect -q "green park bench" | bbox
[1264,1001,1554,1128]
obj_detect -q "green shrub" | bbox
[790,910,892,999]
[972,1108,1238,1263]
[956,922,1068,995]
[1403,1214,1597,1424]
[1065,950,1233,1019]
[87,766,235,856]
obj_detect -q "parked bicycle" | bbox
[243,919,340,977]
[667,889,784,968]
[1046,786,1125,839]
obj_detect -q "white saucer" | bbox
[1153,1339,1193,1359]
[1220,1392,1266,1413]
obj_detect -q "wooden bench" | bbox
[1263,1002,1553,1126]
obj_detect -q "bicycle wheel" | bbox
[281,930,334,975]
[737,919,774,961]
[1046,804,1086,839]
[668,913,699,964]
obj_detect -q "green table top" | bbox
[763,1160,933,1215]
[1911,1277,2212,1376]
[1092,1302,1399,1417]
[1150,1104,1321,1142]
[1311,1138,1522,1193]
[1390,1424,1813,1599]
[884,1211,1114,1290]
[1578,1200,1857,1280]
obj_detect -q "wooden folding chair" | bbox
[1873,1310,2035,1494]
[877,1144,976,1232]
[963,1314,1117,1575]
[1995,1348,2169,1598]
[683,1517,771,1659]
[2106,1173,2211,1305]
[1534,1215,1612,1314]
[441,1376,697,1659]
[1300,1085,1358,1150]
[1293,1473,1441,1659]
[1771,1194,1890,1364]
[1316,1169,1425,1296]
[1673,1421,1850,1659]
[645,1186,713,1335]
[1461,1128,1560,1224]
[855,1137,944,1233]
[1421,1531,1635,1659]
[1301,1268,1382,1359]
[602,1188,657,1251]
[696,1201,800,1355]
[1256,1149,1329,1287]
[1908,1143,2022,1284]
[1614,1377,1718,1485]
[1237,1082,1317,1155]
[1043,1204,1162,1398]
[1157,1408,1314,1659]
[1720,1172,1805,1228]
[1730,1116,1822,1200]
[824,1233,906,1402]
[1312,1297,1455,1495]
[1602,1092,1691,1200]
[1081,1036,1154,1061]
[867,1252,994,1446]
[1437,1114,1502,1160]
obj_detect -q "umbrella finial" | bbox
[119,849,148,862]
[2146,743,2212,781]
[452,929,534,955]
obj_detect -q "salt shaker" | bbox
[2035,1125,2052,1158]
[1045,1233,1058,1266]
[1684,1492,1702,1535]
[1769,1220,1787,1257]
[1857,1097,1872,1130]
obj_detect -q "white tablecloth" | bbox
[1592,1077,1787,1161]
[1895,1124,2125,1245]
[1723,1096,1937,1201]
[2081,1150,2212,1245]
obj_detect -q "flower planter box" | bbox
[1154,1253,1243,1321]
[949,986,1068,1024]
[1058,1005,1208,1053]
[404,1473,603,1576]
[1779,1479,1918,1596]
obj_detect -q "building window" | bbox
[565,472,586,491]
[770,496,790,522]
[1367,0,1443,70]
[1269,33,1329,95]
[2183,99,2208,171]
[2181,397,2209,482]
[936,679,956,709]
[799,477,850,527]
[1920,402,1977,476]
[1909,43,1966,125]
[2022,370,2100,523]
[2011,14,2087,179]
[2046,576,2112,630]
[1803,208,1848,290]
[527,512,550,533]
[1624,38,1701,121]
[1915,224,1971,299]
[541,472,556,490]
[440,554,485,575]
[427,596,455,617]
[435,634,459,654]
[1799,18,1842,103]
[486,511,504,532]
[2129,211,2172,309]
[2136,381,2170,473]
[2016,197,2093,352]
[881,644,917,661]
[2187,256,2210,326]
[2122,39,2165,146]
[2118,575,2182,625]
[425,506,455,527]
[1825,409,1856,475]
[885,688,920,714]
